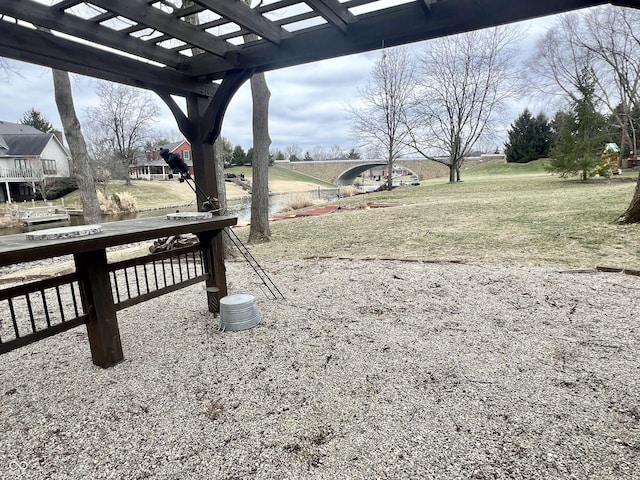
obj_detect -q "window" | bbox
[18,184,33,196]
[182,150,190,160]
[14,159,27,170]
[42,159,57,175]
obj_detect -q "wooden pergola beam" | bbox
[186,0,612,77]
[418,0,440,15]
[89,0,235,58]
[0,22,214,97]
[193,0,290,44]
[0,0,184,69]
[305,0,357,33]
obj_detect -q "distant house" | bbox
[0,121,71,203]
[130,140,193,180]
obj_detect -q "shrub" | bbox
[98,191,138,214]
[277,193,324,213]
[36,177,78,200]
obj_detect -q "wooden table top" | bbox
[0,215,237,266]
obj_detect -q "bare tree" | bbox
[410,26,521,182]
[0,58,20,82]
[85,82,160,186]
[247,71,272,242]
[348,47,415,190]
[328,144,344,160]
[285,144,303,161]
[567,7,640,223]
[1,58,101,221]
[310,145,329,161]
[243,0,272,243]
[52,70,102,223]
[529,10,637,157]
[529,7,640,223]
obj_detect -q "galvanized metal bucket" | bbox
[219,293,260,331]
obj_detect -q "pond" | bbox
[0,188,341,236]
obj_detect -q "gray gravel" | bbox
[1,258,639,479]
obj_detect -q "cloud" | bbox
[1,15,556,155]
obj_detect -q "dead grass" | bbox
[241,170,640,270]
[97,191,138,214]
[276,192,324,213]
[4,164,639,277]
[0,215,20,229]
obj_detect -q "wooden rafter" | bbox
[186,0,613,78]
[1,0,638,97]
[419,0,439,15]
[193,0,290,44]
[0,0,183,68]
[0,21,213,96]
[305,0,357,33]
[89,0,235,58]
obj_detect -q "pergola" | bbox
[2,0,639,205]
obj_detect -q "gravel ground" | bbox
[1,258,639,479]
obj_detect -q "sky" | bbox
[0,14,557,155]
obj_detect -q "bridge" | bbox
[276,155,504,185]
[277,158,449,185]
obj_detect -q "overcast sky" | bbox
[0,15,556,155]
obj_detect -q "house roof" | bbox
[1,133,54,156]
[0,121,43,135]
[163,141,186,153]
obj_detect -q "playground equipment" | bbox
[602,143,621,174]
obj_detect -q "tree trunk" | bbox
[248,72,272,243]
[448,164,456,183]
[214,137,237,257]
[52,69,102,224]
[386,147,393,191]
[618,171,640,223]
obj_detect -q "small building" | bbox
[130,140,193,180]
[0,121,71,203]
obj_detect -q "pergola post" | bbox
[186,94,221,211]
[156,72,252,313]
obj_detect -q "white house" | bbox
[0,121,71,203]
[130,140,193,181]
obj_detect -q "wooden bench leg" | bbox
[74,250,124,368]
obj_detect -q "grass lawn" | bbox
[16,160,640,270]
[56,166,333,210]
[240,160,640,269]
[61,180,199,210]
[225,165,336,187]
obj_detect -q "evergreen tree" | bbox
[222,137,234,167]
[546,69,608,180]
[231,145,246,166]
[20,107,53,133]
[347,148,361,159]
[504,109,552,163]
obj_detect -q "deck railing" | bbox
[0,167,39,181]
[0,243,208,355]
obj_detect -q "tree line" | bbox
[349,5,640,222]
[10,4,640,225]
